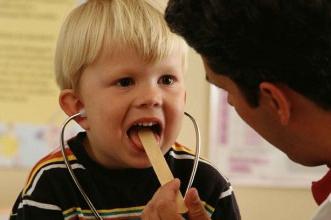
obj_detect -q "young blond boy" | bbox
[10,1,240,219]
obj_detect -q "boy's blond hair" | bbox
[55,0,188,90]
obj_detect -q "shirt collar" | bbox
[311,169,331,205]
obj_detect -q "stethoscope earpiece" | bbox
[79,109,86,117]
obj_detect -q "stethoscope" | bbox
[60,110,201,220]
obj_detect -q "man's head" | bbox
[166,0,331,167]
[165,0,331,110]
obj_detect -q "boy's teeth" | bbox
[136,122,155,127]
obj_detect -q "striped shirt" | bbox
[10,132,240,219]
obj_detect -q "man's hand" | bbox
[184,188,210,220]
[141,179,211,220]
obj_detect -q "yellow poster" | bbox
[0,0,78,167]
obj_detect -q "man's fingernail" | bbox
[174,178,181,184]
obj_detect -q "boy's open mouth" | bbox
[127,121,162,148]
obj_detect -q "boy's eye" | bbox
[159,75,176,85]
[116,77,134,87]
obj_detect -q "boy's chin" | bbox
[120,153,151,169]
[130,161,153,169]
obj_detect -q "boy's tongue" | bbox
[129,128,144,147]
[129,127,161,149]
[128,126,161,149]
[128,127,156,148]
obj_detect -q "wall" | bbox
[0,169,26,208]
[0,49,318,220]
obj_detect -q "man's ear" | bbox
[59,89,88,129]
[259,82,291,125]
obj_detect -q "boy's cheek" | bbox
[76,117,90,130]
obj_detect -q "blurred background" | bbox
[0,1,324,219]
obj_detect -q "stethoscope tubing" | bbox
[60,112,200,219]
[60,112,103,219]
[183,112,201,195]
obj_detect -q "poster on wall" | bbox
[0,0,81,168]
[209,86,327,188]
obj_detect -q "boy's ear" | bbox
[259,82,291,125]
[59,89,88,129]
[59,89,83,116]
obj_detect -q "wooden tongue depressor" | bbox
[138,129,188,213]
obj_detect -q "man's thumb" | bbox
[185,188,210,220]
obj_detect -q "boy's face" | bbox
[77,47,186,169]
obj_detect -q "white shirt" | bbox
[312,194,331,220]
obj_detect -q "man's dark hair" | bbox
[165,0,331,109]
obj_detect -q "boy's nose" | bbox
[134,87,162,108]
